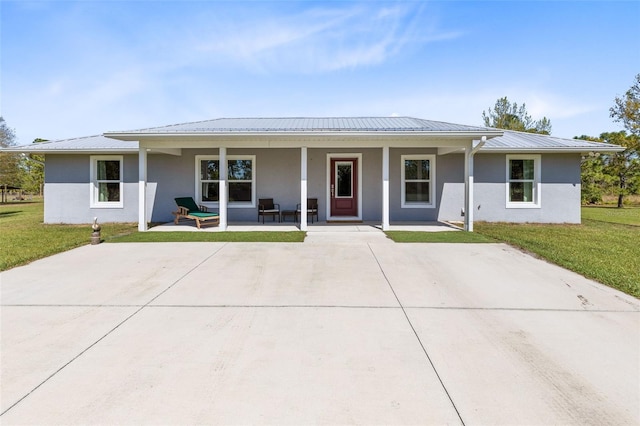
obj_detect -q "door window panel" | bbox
[336,163,352,197]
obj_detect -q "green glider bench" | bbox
[172,197,220,229]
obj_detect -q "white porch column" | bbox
[464,137,485,232]
[138,147,147,232]
[464,144,474,232]
[382,146,390,231]
[300,147,308,231]
[219,147,228,230]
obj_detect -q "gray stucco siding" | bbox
[388,149,467,222]
[42,150,582,225]
[228,148,301,222]
[473,153,581,223]
[44,154,138,224]
[145,148,303,223]
[147,149,204,223]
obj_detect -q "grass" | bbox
[385,230,495,243]
[474,206,640,298]
[0,201,305,270]
[581,206,640,226]
[0,201,138,271]
[112,231,305,243]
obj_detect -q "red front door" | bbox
[330,158,358,217]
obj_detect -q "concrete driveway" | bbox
[1,241,639,425]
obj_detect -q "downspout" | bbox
[472,136,486,156]
[464,136,486,232]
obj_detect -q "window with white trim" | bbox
[195,155,256,207]
[199,158,220,202]
[401,155,435,208]
[90,155,123,208]
[506,154,541,208]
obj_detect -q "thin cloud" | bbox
[191,4,461,73]
[525,94,597,120]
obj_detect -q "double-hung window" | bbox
[90,155,123,208]
[227,159,253,203]
[196,155,255,207]
[199,158,220,202]
[401,155,435,208]
[506,154,541,208]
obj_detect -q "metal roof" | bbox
[1,135,137,153]
[483,130,623,152]
[1,117,624,153]
[106,117,494,134]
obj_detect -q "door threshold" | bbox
[326,220,363,224]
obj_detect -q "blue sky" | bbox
[2,0,639,144]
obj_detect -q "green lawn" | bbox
[581,206,640,226]
[385,230,495,243]
[474,206,640,298]
[0,201,137,271]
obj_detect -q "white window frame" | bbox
[506,154,541,209]
[90,155,123,208]
[195,155,256,208]
[401,154,436,208]
[197,156,220,205]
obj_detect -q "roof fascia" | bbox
[0,148,139,154]
[478,147,626,154]
[136,137,486,149]
[106,130,503,141]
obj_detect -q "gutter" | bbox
[478,147,626,154]
[104,130,505,141]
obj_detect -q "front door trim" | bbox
[326,153,362,221]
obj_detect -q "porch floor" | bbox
[150,221,461,233]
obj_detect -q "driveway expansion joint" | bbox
[3,304,638,313]
[0,243,228,417]
[367,243,466,426]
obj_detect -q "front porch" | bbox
[136,143,486,234]
[106,118,499,234]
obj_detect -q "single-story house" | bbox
[3,117,623,231]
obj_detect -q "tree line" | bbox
[0,118,45,202]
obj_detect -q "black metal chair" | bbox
[296,198,319,223]
[258,198,281,223]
